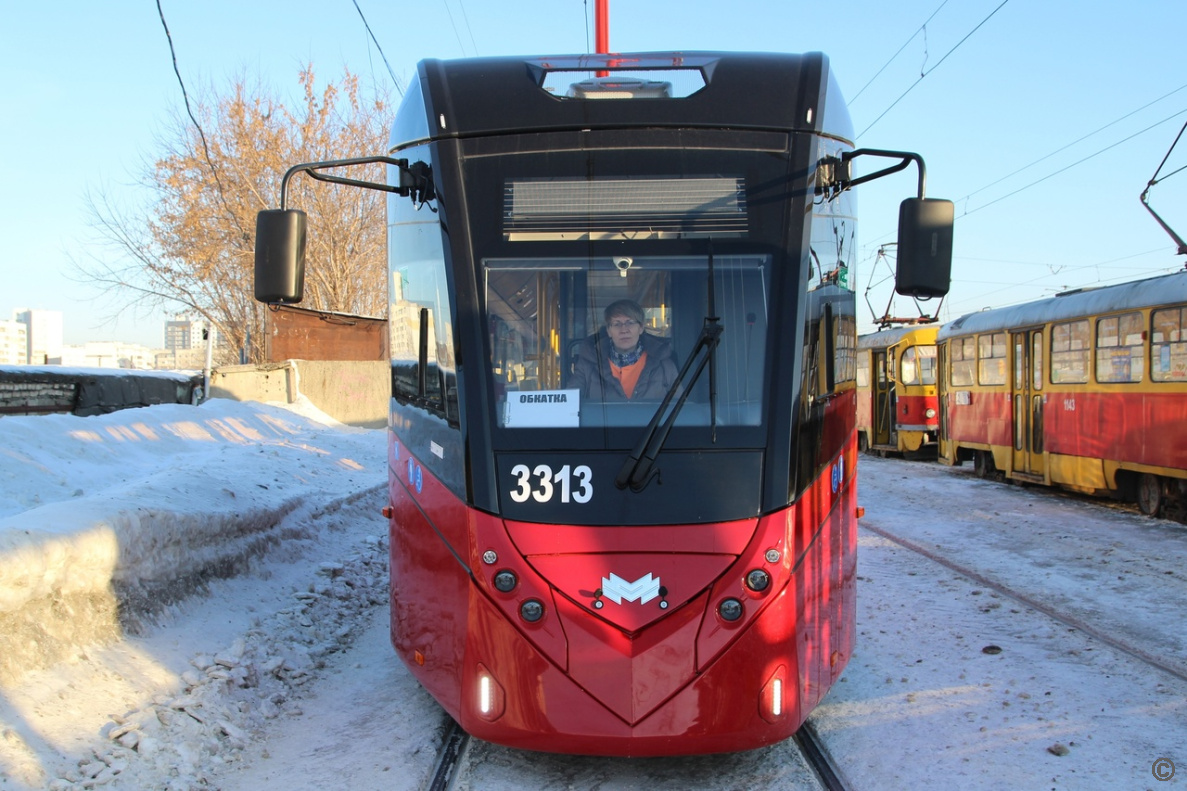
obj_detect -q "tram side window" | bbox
[856,350,870,388]
[389,164,458,422]
[978,332,1007,386]
[1051,320,1090,384]
[1151,306,1187,382]
[951,337,977,386]
[834,313,857,385]
[1095,312,1144,383]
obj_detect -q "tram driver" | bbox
[570,299,679,401]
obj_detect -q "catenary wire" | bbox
[959,82,1187,204]
[350,0,405,96]
[849,0,949,104]
[154,0,248,238]
[962,106,1187,216]
[857,0,1010,138]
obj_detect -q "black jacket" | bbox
[570,331,679,401]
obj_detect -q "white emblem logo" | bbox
[601,572,661,605]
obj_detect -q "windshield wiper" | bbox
[615,247,722,492]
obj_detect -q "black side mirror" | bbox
[254,209,308,304]
[895,198,953,299]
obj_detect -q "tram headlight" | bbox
[475,663,506,721]
[520,599,545,623]
[493,570,518,593]
[745,569,771,593]
[718,598,744,622]
[925,408,936,419]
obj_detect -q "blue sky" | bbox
[2,0,1184,346]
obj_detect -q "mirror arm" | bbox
[277,155,428,209]
[840,149,927,198]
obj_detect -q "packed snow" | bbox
[1,398,1185,790]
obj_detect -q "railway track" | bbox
[422,714,850,791]
[862,520,1187,685]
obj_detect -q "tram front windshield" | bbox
[462,140,793,454]
[487,253,769,431]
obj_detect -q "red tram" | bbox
[936,271,1187,517]
[254,52,951,755]
[856,323,940,457]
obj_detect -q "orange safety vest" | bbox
[610,352,648,399]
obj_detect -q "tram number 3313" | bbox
[509,463,594,504]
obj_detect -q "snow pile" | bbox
[0,398,383,684]
[0,398,390,789]
[52,523,389,790]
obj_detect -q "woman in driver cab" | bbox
[571,299,679,401]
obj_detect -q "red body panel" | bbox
[946,387,1187,473]
[944,388,1012,448]
[386,431,859,755]
[1043,390,1187,471]
[896,393,939,430]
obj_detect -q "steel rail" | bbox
[424,716,470,791]
[793,719,850,791]
[862,520,1187,685]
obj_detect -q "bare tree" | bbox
[79,67,392,364]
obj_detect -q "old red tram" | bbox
[856,323,940,457]
[254,52,951,755]
[936,271,1187,517]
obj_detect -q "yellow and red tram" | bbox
[936,271,1187,517]
[856,323,940,457]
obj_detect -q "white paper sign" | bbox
[503,389,580,427]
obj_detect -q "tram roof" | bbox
[937,270,1187,340]
[390,51,853,149]
[857,323,940,350]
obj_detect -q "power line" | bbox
[351,0,405,96]
[959,82,1187,204]
[850,0,950,104]
[455,0,480,57]
[858,0,1011,138]
[155,0,248,238]
[441,0,471,57]
[962,106,1187,217]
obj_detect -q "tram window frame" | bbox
[950,337,977,386]
[1151,306,1187,382]
[388,146,459,423]
[855,349,871,389]
[900,344,937,386]
[977,332,1007,386]
[834,313,857,386]
[1050,319,1090,384]
[1095,312,1144,384]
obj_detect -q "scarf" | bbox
[609,341,644,368]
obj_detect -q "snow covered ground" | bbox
[1,400,1185,790]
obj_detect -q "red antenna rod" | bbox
[596,0,609,53]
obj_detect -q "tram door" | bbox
[872,349,895,448]
[1010,330,1045,477]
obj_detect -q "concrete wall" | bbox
[209,360,388,428]
[0,366,201,417]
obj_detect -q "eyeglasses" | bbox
[608,320,640,330]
